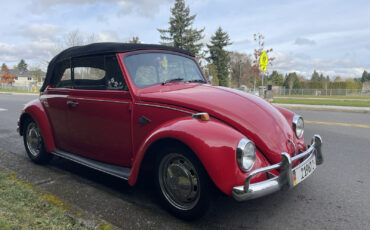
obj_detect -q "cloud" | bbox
[294,37,316,46]
[23,24,62,40]
[272,51,364,78]
[232,38,250,46]
[117,0,171,17]
[30,0,170,17]
[0,40,59,65]
[95,31,120,42]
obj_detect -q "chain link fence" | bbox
[275,88,370,96]
[0,83,41,93]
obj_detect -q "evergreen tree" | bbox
[284,72,300,90]
[207,27,232,87]
[269,70,284,86]
[311,70,319,81]
[361,70,369,82]
[319,73,324,81]
[158,0,204,58]
[17,59,28,72]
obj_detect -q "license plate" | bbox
[293,154,316,186]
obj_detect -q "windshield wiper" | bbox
[187,79,206,83]
[162,78,184,85]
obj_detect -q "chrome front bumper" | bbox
[232,134,323,201]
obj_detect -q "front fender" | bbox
[128,117,268,195]
[20,99,56,152]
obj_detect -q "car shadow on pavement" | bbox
[45,155,290,229]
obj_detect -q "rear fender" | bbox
[128,117,268,195]
[19,99,55,152]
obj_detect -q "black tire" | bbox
[154,145,211,220]
[23,119,53,164]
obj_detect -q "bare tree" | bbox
[251,33,275,90]
[128,36,141,44]
[64,29,85,48]
[229,51,253,88]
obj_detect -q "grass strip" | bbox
[272,98,370,107]
[275,95,370,100]
[0,171,106,230]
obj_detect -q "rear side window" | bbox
[54,59,72,88]
[53,55,127,90]
[72,56,106,90]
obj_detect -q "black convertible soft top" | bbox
[41,42,194,92]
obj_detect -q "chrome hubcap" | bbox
[159,153,200,210]
[26,122,42,157]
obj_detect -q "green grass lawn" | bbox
[275,95,370,100]
[272,98,370,107]
[0,172,97,230]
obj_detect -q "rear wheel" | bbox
[23,119,52,164]
[155,146,211,220]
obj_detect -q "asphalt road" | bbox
[1,93,369,229]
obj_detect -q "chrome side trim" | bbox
[135,103,193,114]
[232,134,323,201]
[51,149,131,180]
[68,97,129,104]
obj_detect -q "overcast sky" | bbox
[0,0,369,78]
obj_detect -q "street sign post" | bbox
[260,51,268,71]
[260,51,268,86]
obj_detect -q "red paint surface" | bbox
[19,49,306,196]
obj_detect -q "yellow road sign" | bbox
[260,51,268,71]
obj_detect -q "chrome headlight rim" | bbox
[236,138,256,172]
[292,114,304,138]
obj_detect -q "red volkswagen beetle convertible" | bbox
[18,43,323,219]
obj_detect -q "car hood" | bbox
[138,84,296,164]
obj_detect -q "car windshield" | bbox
[124,52,205,88]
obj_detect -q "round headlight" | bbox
[292,114,304,138]
[236,138,256,172]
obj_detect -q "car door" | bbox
[41,59,72,150]
[65,55,132,167]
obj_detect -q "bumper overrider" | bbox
[232,134,323,201]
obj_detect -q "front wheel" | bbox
[155,146,211,220]
[23,119,52,164]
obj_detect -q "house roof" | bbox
[41,42,195,92]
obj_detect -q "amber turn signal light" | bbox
[192,112,210,121]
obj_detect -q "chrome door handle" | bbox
[66,101,78,106]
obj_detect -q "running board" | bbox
[51,149,130,180]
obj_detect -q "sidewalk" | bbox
[274,103,370,114]
[0,91,38,96]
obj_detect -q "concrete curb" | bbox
[274,103,370,114]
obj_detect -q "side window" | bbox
[72,56,106,90]
[72,55,127,90]
[54,59,72,88]
[105,55,127,90]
